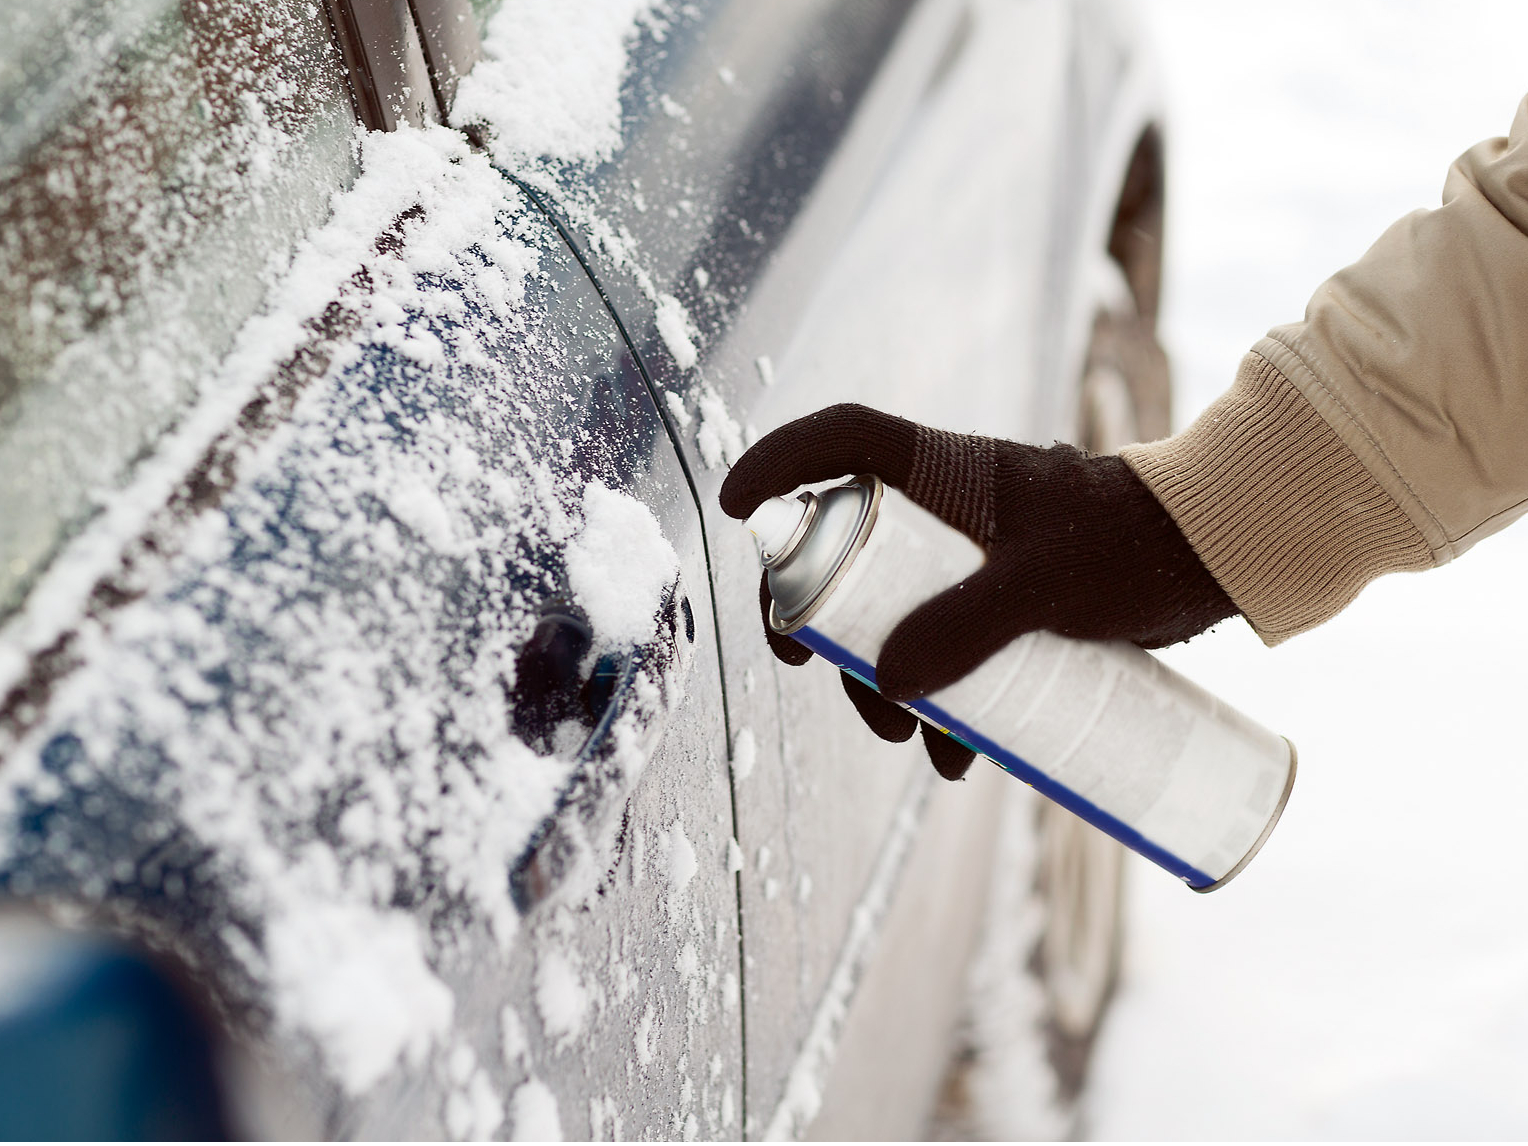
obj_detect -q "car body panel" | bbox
[487,0,1150,1132]
[0,0,1164,1136]
[0,144,740,1137]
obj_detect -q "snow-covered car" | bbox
[0,0,1167,1137]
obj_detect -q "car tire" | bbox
[1032,255,1170,1100]
[930,225,1171,1141]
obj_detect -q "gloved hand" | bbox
[720,404,1238,781]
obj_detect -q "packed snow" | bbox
[695,387,746,470]
[564,481,680,649]
[655,292,701,371]
[450,0,664,168]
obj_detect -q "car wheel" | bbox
[931,185,1171,1139]
[1030,801,1126,1102]
[1031,250,1169,1099]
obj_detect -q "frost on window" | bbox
[0,0,359,619]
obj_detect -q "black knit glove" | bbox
[720,404,1238,781]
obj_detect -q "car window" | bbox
[0,0,358,620]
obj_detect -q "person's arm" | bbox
[1123,93,1528,644]
[723,94,1528,778]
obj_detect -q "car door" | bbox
[470,0,1105,1134]
[0,0,741,1138]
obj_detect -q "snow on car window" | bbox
[0,0,358,621]
[0,121,682,1104]
[452,0,665,169]
[450,0,677,317]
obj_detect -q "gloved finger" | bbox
[760,572,812,666]
[840,673,918,743]
[876,561,1027,703]
[920,724,976,781]
[719,404,919,520]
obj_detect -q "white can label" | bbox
[794,488,1294,889]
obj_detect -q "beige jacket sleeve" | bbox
[1121,93,1528,644]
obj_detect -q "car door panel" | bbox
[0,158,741,1138]
[494,3,939,1124]
[491,0,1084,1130]
[719,8,1079,1130]
[0,0,1163,1135]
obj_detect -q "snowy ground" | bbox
[1084,3,1528,1139]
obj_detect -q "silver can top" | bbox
[761,476,881,634]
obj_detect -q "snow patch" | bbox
[731,727,756,782]
[655,293,700,370]
[265,903,453,1096]
[664,388,694,428]
[535,949,591,1050]
[635,1000,658,1066]
[695,387,745,469]
[565,481,679,649]
[659,820,698,919]
[452,0,662,167]
[509,1077,563,1141]
[659,93,691,122]
[444,1046,506,1142]
[501,1005,530,1069]
[667,825,698,890]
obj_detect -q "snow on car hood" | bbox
[0,117,683,1108]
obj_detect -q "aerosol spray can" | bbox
[746,475,1296,891]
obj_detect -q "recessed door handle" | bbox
[509,582,694,913]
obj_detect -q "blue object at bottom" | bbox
[793,625,1218,889]
[0,938,231,1140]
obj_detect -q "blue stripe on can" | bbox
[792,625,1218,889]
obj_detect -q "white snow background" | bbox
[1084,2,1528,1140]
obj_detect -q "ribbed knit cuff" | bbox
[1119,352,1434,644]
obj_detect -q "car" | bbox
[0,0,1167,1137]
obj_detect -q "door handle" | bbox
[509,604,638,757]
[509,582,694,913]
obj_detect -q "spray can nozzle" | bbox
[745,493,816,566]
